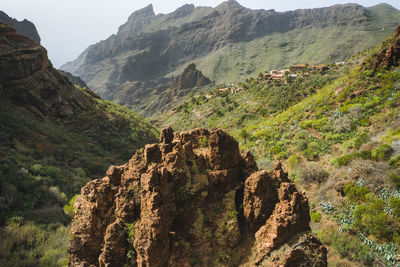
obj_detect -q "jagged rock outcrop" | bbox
[61,2,400,117]
[171,63,211,95]
[113,63,211,115]
[371,25,400,69]
[69,128,327,266]
[0,11,40,43]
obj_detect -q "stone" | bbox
[69,128,327,266]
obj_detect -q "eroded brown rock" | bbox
[69,128,327,266]
[0,23,91,120]
[370,25,400,69]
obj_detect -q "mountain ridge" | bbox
[0,11,40,44]
[60,2,400,117]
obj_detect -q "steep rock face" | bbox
[171,63,211,94]
[61,2,400,116]
[0,11,40,44]
[372,25,400,69]
[0,23,87,118]
[69,128,327,266]
[113,63,211,115]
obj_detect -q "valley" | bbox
[1,1,400,266]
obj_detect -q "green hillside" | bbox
[61,3,400,117]
[0,87,158,266]
[159,30,400,266]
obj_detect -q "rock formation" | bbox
[371,25,400,69]
[170,63,211,96]
[113,63,211,115]
[0,11,40,44]
[0,23,88,119]
[69,127,327,266]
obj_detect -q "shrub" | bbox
[389,155,400,168]
[317,228,374,265]
[198,137,208,147]
[388,170,400,187]
[359,150,372,160]
[297,162,329,183]
[287,155,302,170]
[389,197,400,218]
[295,140,308,151]
[353,198,392,240]
[63,194,79,218]
[332,152,359,167]
[310,211,321,222]
[372,144,393,161]
[343,183,371,203]
[125,220,139,244]
[354,132,370,149]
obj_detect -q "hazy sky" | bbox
[2,0,400,67]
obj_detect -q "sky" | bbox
[2,0,400,68]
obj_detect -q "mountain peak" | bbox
[171,4,195,18]
[129,4,155,18]
[118,4,156,35]
[0,10,41,43]
[216,0,245,11]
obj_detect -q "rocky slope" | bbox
[61,1,400,116]
[69,128,327,266]
[0,11,40,43]
[0,23,157,225]
[115,63,212,115]
[159,26,400,265]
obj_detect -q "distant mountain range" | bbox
[60,1,400,116]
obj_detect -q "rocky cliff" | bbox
[0,11,40,44]
[370,25,400,69]
[114,63,211,115]
[0,23,157,225]
[61,2,400,116]
[69,128,327,266]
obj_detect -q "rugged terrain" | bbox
[0,10,40,43]
[114,63,212,115]
[69,127,327,266]
[61,1,400,115]
[0,23,157,266]
[160,26,400,265]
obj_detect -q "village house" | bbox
[290,64,307,72]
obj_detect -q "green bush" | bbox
[354,132,369,149]
[389,197,400,218]
[63,194,78,218]
[343,183,370,203]
[125,220,139,244]
[372,144,393,161]
[310,211,321,222]
[353,198,392,240]
[388,170,400,187]
[317,228,374,264]
[332,152,359,167]
[389,155,400,168]
[0,221,68,267]
[287,155,302,170]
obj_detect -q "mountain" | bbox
[0,23,157,266]
[69,127,327,266]
[113,63,212,115]
[0,10,41,43]
[61,2,400,116]
[159,26,400,266]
